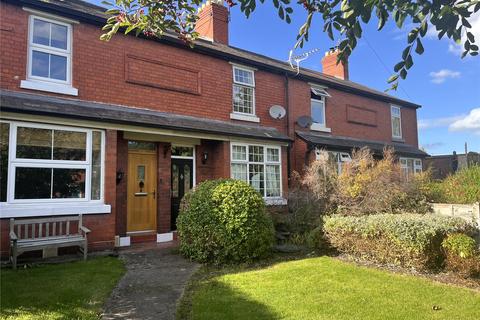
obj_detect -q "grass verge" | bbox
[1,256,125,320]
[177,255,480,320]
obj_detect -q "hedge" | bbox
[323,214,476,270]
[442,234,480,278]
[177,179,275,264]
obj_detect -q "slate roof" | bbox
[7,0,421,109]
[0,90,292,142]
[296,131,428,157]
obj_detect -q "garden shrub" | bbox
[435,165,480,204]
[177,179,275,264]
[442,233,480,278]
[302,148,432,216]
[323,214,475,270]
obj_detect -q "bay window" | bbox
[231,144,282,198]
[0,121,106,216]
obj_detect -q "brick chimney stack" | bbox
[321,47,349,80]
[195,0,229,45]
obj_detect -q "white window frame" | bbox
[230,143,283,200]
[316,149,351,174]
[391,105,403,139]
[399,157,422,180]
[21,14,78,96]
[231,65,256,117]
[171,144,196,188]
[0,120,108,217]
[310,84,331,98]
[310,97,331,132]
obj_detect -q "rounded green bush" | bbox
[176,179,275,264]
[442,233,478,259]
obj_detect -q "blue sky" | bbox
[89,1,480,155]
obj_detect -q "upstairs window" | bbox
[232,66,255,115]
[28,15,72,84]
[310,84,331,132]
[391,105,402,139]
[311,97,326,127]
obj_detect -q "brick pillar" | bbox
[84,129,117,251]
[157,142,171,233]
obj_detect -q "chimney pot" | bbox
[195,0,229,45]
[321,47,349,80]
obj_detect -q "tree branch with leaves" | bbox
[101,0,479,90]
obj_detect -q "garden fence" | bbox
[431,202,480,244]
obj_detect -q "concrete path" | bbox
[102,242,199,320]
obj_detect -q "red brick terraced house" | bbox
[0,0,427,255]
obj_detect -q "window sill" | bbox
[310,123,332,133]
[20,79,78,96]
[0,203,111,218]
[392,137,405,143]
[230,113,260,123]
[265,198,287,206]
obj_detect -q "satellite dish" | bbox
[269,105,286,119]
[297,115,313,128]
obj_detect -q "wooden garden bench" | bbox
[9,215,90,270]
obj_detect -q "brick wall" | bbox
[157,142,172,233]
[0,2,418,152]
[0,2,422,253]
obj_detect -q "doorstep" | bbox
[115,231,176,247]
[115,239,179,254]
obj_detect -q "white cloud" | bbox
[448,43,464,56]
[449,108,480,135]
[429,69,461,84]
[418,115,464,130]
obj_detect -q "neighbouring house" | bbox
[424,151,480,179]
[0,0,427,255]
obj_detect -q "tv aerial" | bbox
[269,105,286,119]
[288,48,321,75]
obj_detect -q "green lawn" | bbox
[178,256,480,320]
[1,257,125,320]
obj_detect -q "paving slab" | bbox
[102,243,198,320]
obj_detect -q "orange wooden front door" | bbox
[127,151,157,232]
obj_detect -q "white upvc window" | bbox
[391,105,402,139]
[310,84,331,98]
[232,66,256,116]
[0,121,107,217]
[311,97,326,126]
[400,157,422,180]
[21,14,78,96]
[315,148,351,174]
[310,84,331,132]
[230,143,282,199]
